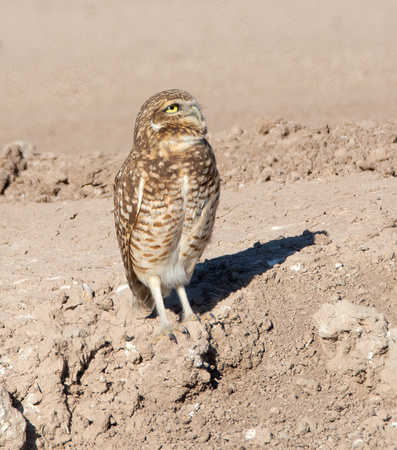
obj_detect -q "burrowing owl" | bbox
[113,89,220,339]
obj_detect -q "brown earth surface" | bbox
[1,2,397,449]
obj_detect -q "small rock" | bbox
[95,296,114,311]
[198,431,211,443]
[231,125,243,135]
[362,416,383,435]
[278,431,292,440]
[372,147,388,162]
[336,384,349,394]
[56,292,69,305]
[260,167,273,182]
[376,408,391,422]
[313,300,387,340]
[244,427,272,444]
[260,317,273,332]
[254,117,282,135]
[264,155,276,166]
[0,172,9,194]
[25,391,43,407]
[313,233,332,246]
[125,341,142,365]
[0,141,33,194]
[295,377,321,395]
[356,159,373,171]
[335,147,348,163]
[81,283,95,300]
[224,167,239,178]
[296,419,310,436]
[257,427,272,444]
[244,428,256,440]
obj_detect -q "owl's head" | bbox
[133,90,207,148]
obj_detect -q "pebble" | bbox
[81,283,94,300]
[244,428,256,440]
[296,420,310,436]
[295,377,321,395]
[258,428,272,444]
[376,408,391,422]
[279,431,291,440]
[224,167,239,177]
[231,125,243,135]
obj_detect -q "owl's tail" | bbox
[126,268,155,319]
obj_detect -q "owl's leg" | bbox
[148,277,189,343]
[176,285,216,325]
[176,285,194,321]
[148,276,171,331]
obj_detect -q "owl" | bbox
[113,89,220,341]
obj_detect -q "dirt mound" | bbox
[213,118,397,188]
[1,120,397,448]
[1,120,396,203]
[0,142,117,202]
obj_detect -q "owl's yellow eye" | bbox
[165,104,179,114]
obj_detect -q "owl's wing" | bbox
[113,155,155,319]
[183,147,220,279]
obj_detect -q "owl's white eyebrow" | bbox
[150,121,163,132]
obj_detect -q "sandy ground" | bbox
[1,1,397,449]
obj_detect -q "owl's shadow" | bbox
[166,229,327,314]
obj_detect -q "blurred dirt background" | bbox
[1,1,397,448]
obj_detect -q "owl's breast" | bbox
[130,150,218,287]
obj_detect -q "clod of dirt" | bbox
[313,299,388,341]
[313,300,392,386]
[0,141,34,194]
[378,327,397,398]
[244,426,273,444]
[0,384,27,450]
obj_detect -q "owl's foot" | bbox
[151,323,190,346]
[184,312,217,324]
[198,312,217,323]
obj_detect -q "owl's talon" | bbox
[151,323,190,346]
[168,331,178,344]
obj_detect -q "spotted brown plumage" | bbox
[113,89,220,338]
